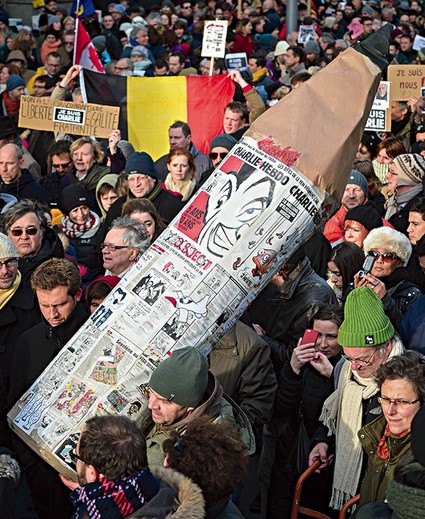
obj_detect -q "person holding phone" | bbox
[262,304,344,519]
[308,288,404,512]
[355,227,422,329]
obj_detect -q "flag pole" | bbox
[73,0,81,66]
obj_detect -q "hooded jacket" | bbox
[145,372,237,467]
[6,51,35,84]
[128,466,205,519]
[0,169,50,204]
[209,320,277,428]
[69,163,111,213]
[95,173,119,219]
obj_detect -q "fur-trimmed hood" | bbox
[0,450,21,488]
[129,466,205,519]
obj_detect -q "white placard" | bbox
[201,20,228,58]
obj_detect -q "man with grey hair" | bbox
[121,26,155,64]
[114,58,135,75]
[0,143,49,203]
[102,216,150,277]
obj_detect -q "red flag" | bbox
[74,18,104,73]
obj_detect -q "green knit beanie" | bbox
[149,347,208,407]
[338,287,394,347]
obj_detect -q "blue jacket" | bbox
[400,294,425,354]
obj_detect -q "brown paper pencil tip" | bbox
[352,23,394,71]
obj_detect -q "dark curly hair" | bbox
[375,350,425,404]
[162,416,247,508]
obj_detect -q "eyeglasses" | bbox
[378,396,420,409]
[128,174,150,181]
[101,243,131,251]
[342,348,380,366]
[69,448,84,464]
[52,161,72,170]
[10,227,39,237]
[368,250,400,263]
[0,258,18,269]
[209,152,228,160]
[114,66,130,71]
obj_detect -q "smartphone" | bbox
[359,255,375,279]
[300,329,319,346]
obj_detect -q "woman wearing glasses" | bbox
[355,227,422,328]
[357,351,425,505]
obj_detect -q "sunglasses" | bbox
[209,152,228,160]
[368,250,400,263]
[10,227,39,237]
[53,161,72,170]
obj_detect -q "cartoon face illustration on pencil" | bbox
[197,164,275,258]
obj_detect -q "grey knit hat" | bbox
[347,169,368,199]
[0,232,18,259]
[392,154,425,186]
[210,134,237,152]
[149,347,209,407]
[363,226,412,266]
[338,287,394,347]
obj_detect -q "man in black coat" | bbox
[0,143,50,204]
[0,233,41,447]
[105,151,184,228]
[9,257,88,519]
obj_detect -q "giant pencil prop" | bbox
[8,27,391,478]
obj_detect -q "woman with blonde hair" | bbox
[69,137,110,207]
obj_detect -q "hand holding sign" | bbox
[60,64,83,89]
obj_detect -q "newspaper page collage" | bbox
[9,135,324,478]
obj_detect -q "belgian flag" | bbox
[81,70,235,159]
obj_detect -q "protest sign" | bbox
[413,34,425,51]
[387,64,425,100]
[365,80,390,132]
[225,52,248,71]
[298,25,315,43]
[9,27,390,480]
[18,96,119,138]
[201,20,228,58]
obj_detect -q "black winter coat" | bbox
[0,280,41,447]
[69,223,104,282]
[18,227,64,285]
[9,302,88,519]
[249,259,337,360]
[0,169,50,204]
[8,301,88,406]
[106,185,184,228]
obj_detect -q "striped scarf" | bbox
[70,467,160,519]
[62,211,102,239]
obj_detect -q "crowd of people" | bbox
[0,0,424,518]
